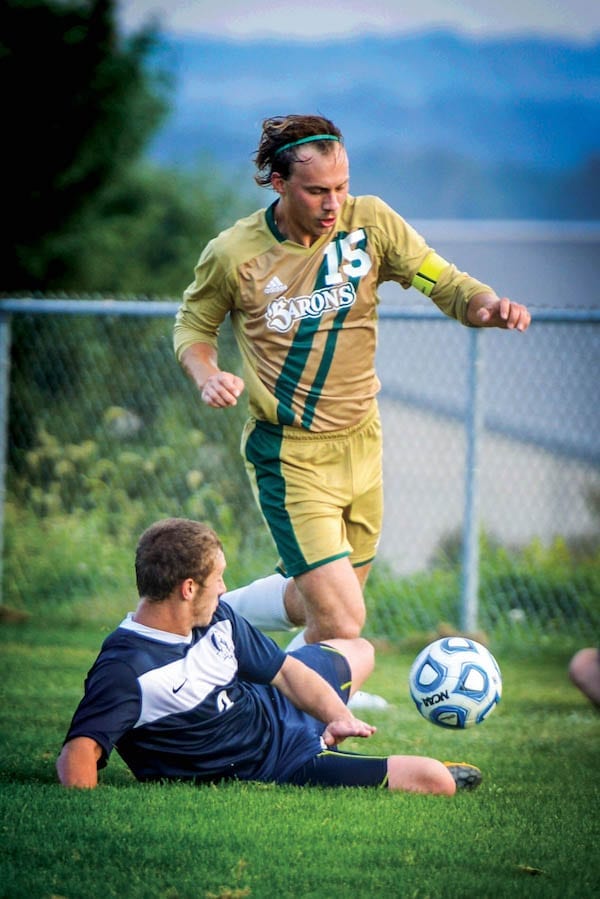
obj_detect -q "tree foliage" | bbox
[1,0,170,290]
[53,164,238,296]
[2,0,249,476]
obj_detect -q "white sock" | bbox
[222,574,295,631]
[285,629,307,652]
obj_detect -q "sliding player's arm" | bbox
[271,654,376,746]
[56,736,103,788]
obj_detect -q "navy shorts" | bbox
[291,642,352,702]
[287,748,389,788]
[287,643,389,789]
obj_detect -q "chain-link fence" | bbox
[376,307,599,645]
[2,293,598,648]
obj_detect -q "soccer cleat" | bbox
[348,690,390,711]
[443,762,483,790]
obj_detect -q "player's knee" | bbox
[360,635,375,657]
[338,600,366,637]
[387,756,456,796]
[308,605,365,642]
[320,636,375,686]
[425,760,456,796]
[354,637,375,675]
[410,758,456,796]
[569,648,600,706]
[308,621,360,642]
[282,579,307,627]
[347,636,375,680]
[334,616,364,640]
[569,647,595,688]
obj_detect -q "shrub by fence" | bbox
[1,296,598,648]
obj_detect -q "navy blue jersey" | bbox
[64,601,327,783]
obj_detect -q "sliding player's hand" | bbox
[322,715,377,747]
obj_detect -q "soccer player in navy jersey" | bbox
[56,518,481,793]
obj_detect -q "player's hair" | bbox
[254,114,344,187]
[135,518,223,602]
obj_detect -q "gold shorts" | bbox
[241,402,383,577]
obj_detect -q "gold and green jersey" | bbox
[174,194,491,432]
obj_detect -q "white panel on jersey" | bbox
[134,620,238,727]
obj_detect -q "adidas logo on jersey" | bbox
[264,276,288,295]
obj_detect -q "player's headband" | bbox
[274,134,340,157]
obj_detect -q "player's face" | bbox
[272,146,350,247]
[191,549,227,626]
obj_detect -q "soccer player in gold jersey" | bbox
[174,115,530,707]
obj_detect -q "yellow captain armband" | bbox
[411,252,449,297]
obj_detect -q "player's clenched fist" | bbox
[201,371,245,408]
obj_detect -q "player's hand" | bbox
[200,371,245,408]
[469,294,531,332]
[322,714,377,747]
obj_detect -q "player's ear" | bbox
[180,577,197,601]
[270,172,286,196]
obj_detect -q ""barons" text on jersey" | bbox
[265,282,356,333]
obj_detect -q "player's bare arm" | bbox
[56,736,103,788]
[467,292,531,331]
[180,342,245,408]
[271,654,376,746]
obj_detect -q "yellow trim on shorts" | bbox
[318,643,352,692]
[316,749,390,788]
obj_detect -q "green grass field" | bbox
[1,619,598,899]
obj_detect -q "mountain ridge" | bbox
[147,31,600,218]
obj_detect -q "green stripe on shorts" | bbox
[244,420,307,574]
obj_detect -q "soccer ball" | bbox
[409,636,502,728]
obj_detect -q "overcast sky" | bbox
[118,0,600,41]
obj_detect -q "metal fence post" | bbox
[461,327,484,633]
[0,312,11,605]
